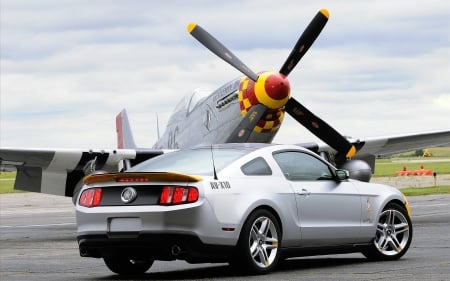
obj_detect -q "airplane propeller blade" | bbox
[187,23,259,82]
[279,9,356,161]
[284,97,356,160]
[279,9,329,77]
[226,104,267,143]
[188,9,357,161]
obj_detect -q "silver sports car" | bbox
[76,143,412,275]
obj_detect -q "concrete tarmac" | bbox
[1,193,449,281]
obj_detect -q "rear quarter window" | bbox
[241,157,272,176]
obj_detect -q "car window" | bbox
[273,151,333,181]
[241,157,272,176]
[129,148,249,176]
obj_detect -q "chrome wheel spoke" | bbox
[259,218,270,236]
[250,240,258,256]
[376,222,385,233]
[249,225,260,257]
[264,237,279,250]
[258,245,270,267]
[250,225,259,240]
[377,236,389,251]
[390,235,402,252]
[394,222,409,234]
[251,243,260,258]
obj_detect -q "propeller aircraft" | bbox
[150,10,354,162]
[1,9,449,202]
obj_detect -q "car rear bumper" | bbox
[77,233,234,263]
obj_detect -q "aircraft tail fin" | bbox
[116,109,137,149]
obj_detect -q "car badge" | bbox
[121,187,137,204]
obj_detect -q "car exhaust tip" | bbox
[171,245,182,256]
[79,246,89,257]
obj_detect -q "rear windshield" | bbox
[128,148,249,176]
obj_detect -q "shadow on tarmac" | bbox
[88,257,366,280]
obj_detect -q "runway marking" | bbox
[0,222,76,228]
[412,212,450,218]
[412,203,449,208]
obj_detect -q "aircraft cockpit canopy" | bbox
[169,88,211,124]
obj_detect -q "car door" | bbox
[273,151,363,246]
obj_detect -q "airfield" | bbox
[2,2,449,279]
[371,173,450,188]
[1,190,449,280]
[1,155,449,280]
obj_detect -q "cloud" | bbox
[1,0,449,149]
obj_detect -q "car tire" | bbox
[362,202,413,261]
[103,257,153,275]
[230,209,281,275]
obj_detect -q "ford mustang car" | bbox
[76,143,413,275]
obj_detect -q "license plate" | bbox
[109,217,142,232]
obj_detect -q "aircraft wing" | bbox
[350,130,450,157]
[311,130,450,171]
[0,148,163,197]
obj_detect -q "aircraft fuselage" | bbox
[152,77,281,149]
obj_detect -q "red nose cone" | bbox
[265,74,290,101]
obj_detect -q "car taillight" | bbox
[117,177,150,183]
[79,188,103,207]
[159,186,198,205]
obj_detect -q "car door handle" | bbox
[297,189,311,196]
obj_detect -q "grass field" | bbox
[394,147,450,157]
[373,146,450,177]
[401,185,450,196]
[373,158,450,177]
[0,172,22,194]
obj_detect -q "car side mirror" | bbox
[336,169,349,181]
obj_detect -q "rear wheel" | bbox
[362,202,412,261]
[103,257,153,275]
[230,209,281,274]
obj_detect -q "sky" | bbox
[1,0,449,149]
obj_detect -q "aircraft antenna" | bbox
[156,113,160,140]
[210,145,218,180]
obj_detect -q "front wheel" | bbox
[103,257,153,275]
[362,202,413,261]
[230,209,281,275]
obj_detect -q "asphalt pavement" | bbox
[0,193,449,281]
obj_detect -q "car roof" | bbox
[194,143,316,156]
[195,143,276,151]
